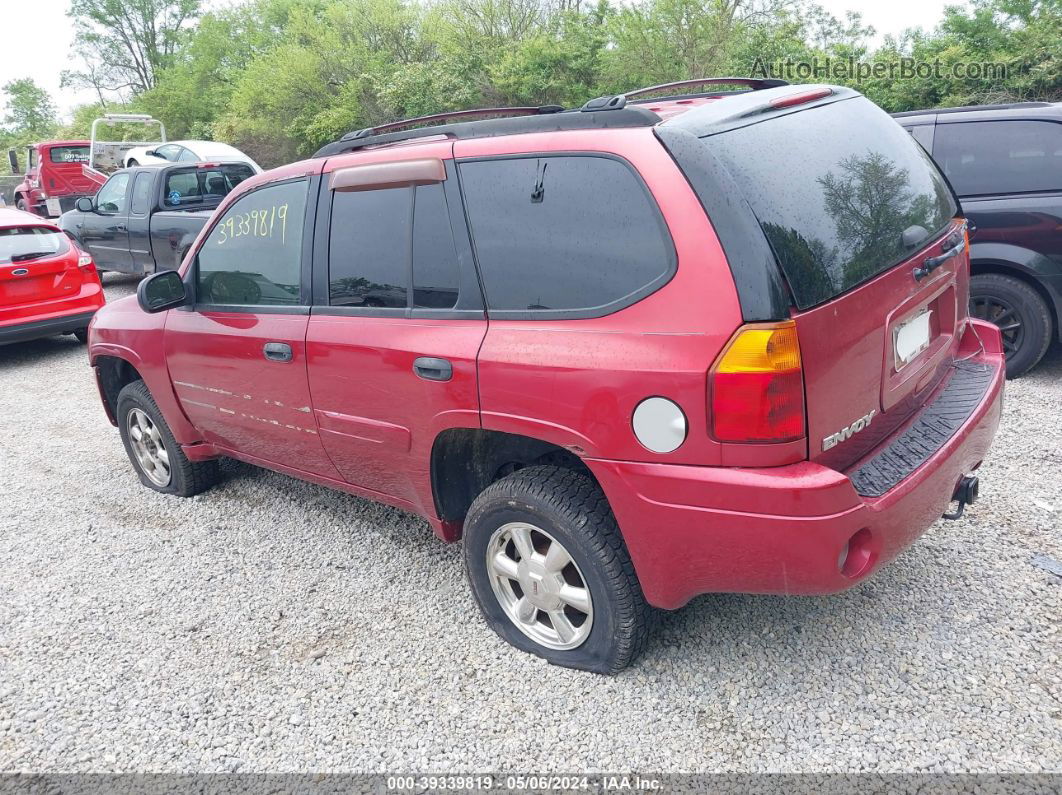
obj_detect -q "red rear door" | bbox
[305,143,486,512]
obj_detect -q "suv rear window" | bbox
[706,97,957,309]
[458,155,675,317]
[0,226,70,264]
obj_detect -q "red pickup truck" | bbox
[10,140,101,218]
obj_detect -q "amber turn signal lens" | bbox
[710,321,805,443]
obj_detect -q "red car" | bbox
[88,80,1004,673]
[0,208,104,345]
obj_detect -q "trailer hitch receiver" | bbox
[943,475,979,520]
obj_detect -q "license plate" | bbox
[894,310,932,368]
[45,198,62,216]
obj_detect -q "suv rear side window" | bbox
[196,179,307,306]
[934,120,1062,196]
[458,155,674,316]
[328,186,411,308]
[704,97,957,309]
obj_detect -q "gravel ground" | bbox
[0,272,1059,774]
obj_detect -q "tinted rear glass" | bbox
[49,146,90,163]
[163,164,255,208]
[0,226,70,264]
[708,97,957,309]
[459,155,674,316]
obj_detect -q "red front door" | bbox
[164,173,341,479]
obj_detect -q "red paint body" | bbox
[0,208,105,343]
[12,140,100,218]
[88,95,1005,609]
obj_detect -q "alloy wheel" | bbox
[486,522,593,650]
[970,295,1024,357]
[127,408,171,487]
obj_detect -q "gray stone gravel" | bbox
[0,272,1059,773]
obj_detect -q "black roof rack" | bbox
[315,77,788,158]
[892,101,1054,118]
[314,104,660,158]
[625,77,789,99]
[580,77,789,112]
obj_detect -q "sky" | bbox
[2,0,957,122]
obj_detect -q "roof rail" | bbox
[315,105,660,158]
[624,77,789,100]
[581,77,790,112]
[892,101,1054,118]
[340,106,564,142]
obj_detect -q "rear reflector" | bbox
[769,88,833,109]
[710,321,805,443]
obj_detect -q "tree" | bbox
[64,0,203,99]
[1,79,58,138]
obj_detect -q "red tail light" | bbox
[77,251,97,274]
[710,321,805,442]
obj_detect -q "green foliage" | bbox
[56,0,1062,167]
[0,79,59,157]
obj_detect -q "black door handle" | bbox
[413,356,452,381]
[263,342,293,362]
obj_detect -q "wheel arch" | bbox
[429,428,602,540]
[94,354,145,424]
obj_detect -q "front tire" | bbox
[126,159,139,167]
[463,466,651,674]
[15,197,28,212]
[73,329,89,344]
[970,273,1052,378]
[116,380,219,496]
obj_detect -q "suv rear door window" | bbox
[196,179,307,306]
[704,97,957,309]
[458,155,674,316]
[934,120,1062,196]
[327,186,411,308]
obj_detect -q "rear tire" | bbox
[116,380,220,497]
[970,273,1052,378]
[463,466,652,674]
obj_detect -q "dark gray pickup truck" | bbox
[59,161,256,274]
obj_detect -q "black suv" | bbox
[895,102,1062,376]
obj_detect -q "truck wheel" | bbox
[16,197,28,212]
[116,380,220,497]
[463,466,652,674]
[970,273,1052,378]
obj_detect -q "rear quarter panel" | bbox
[456,128,746,467]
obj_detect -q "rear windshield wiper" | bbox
[10,251,55,262]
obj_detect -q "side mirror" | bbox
[144,149,156,157]
[7,149,18,175]
[75,197,94,212]
[137,270,187,313]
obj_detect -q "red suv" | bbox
[88,80,1005,673]
[1,208,104,345]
